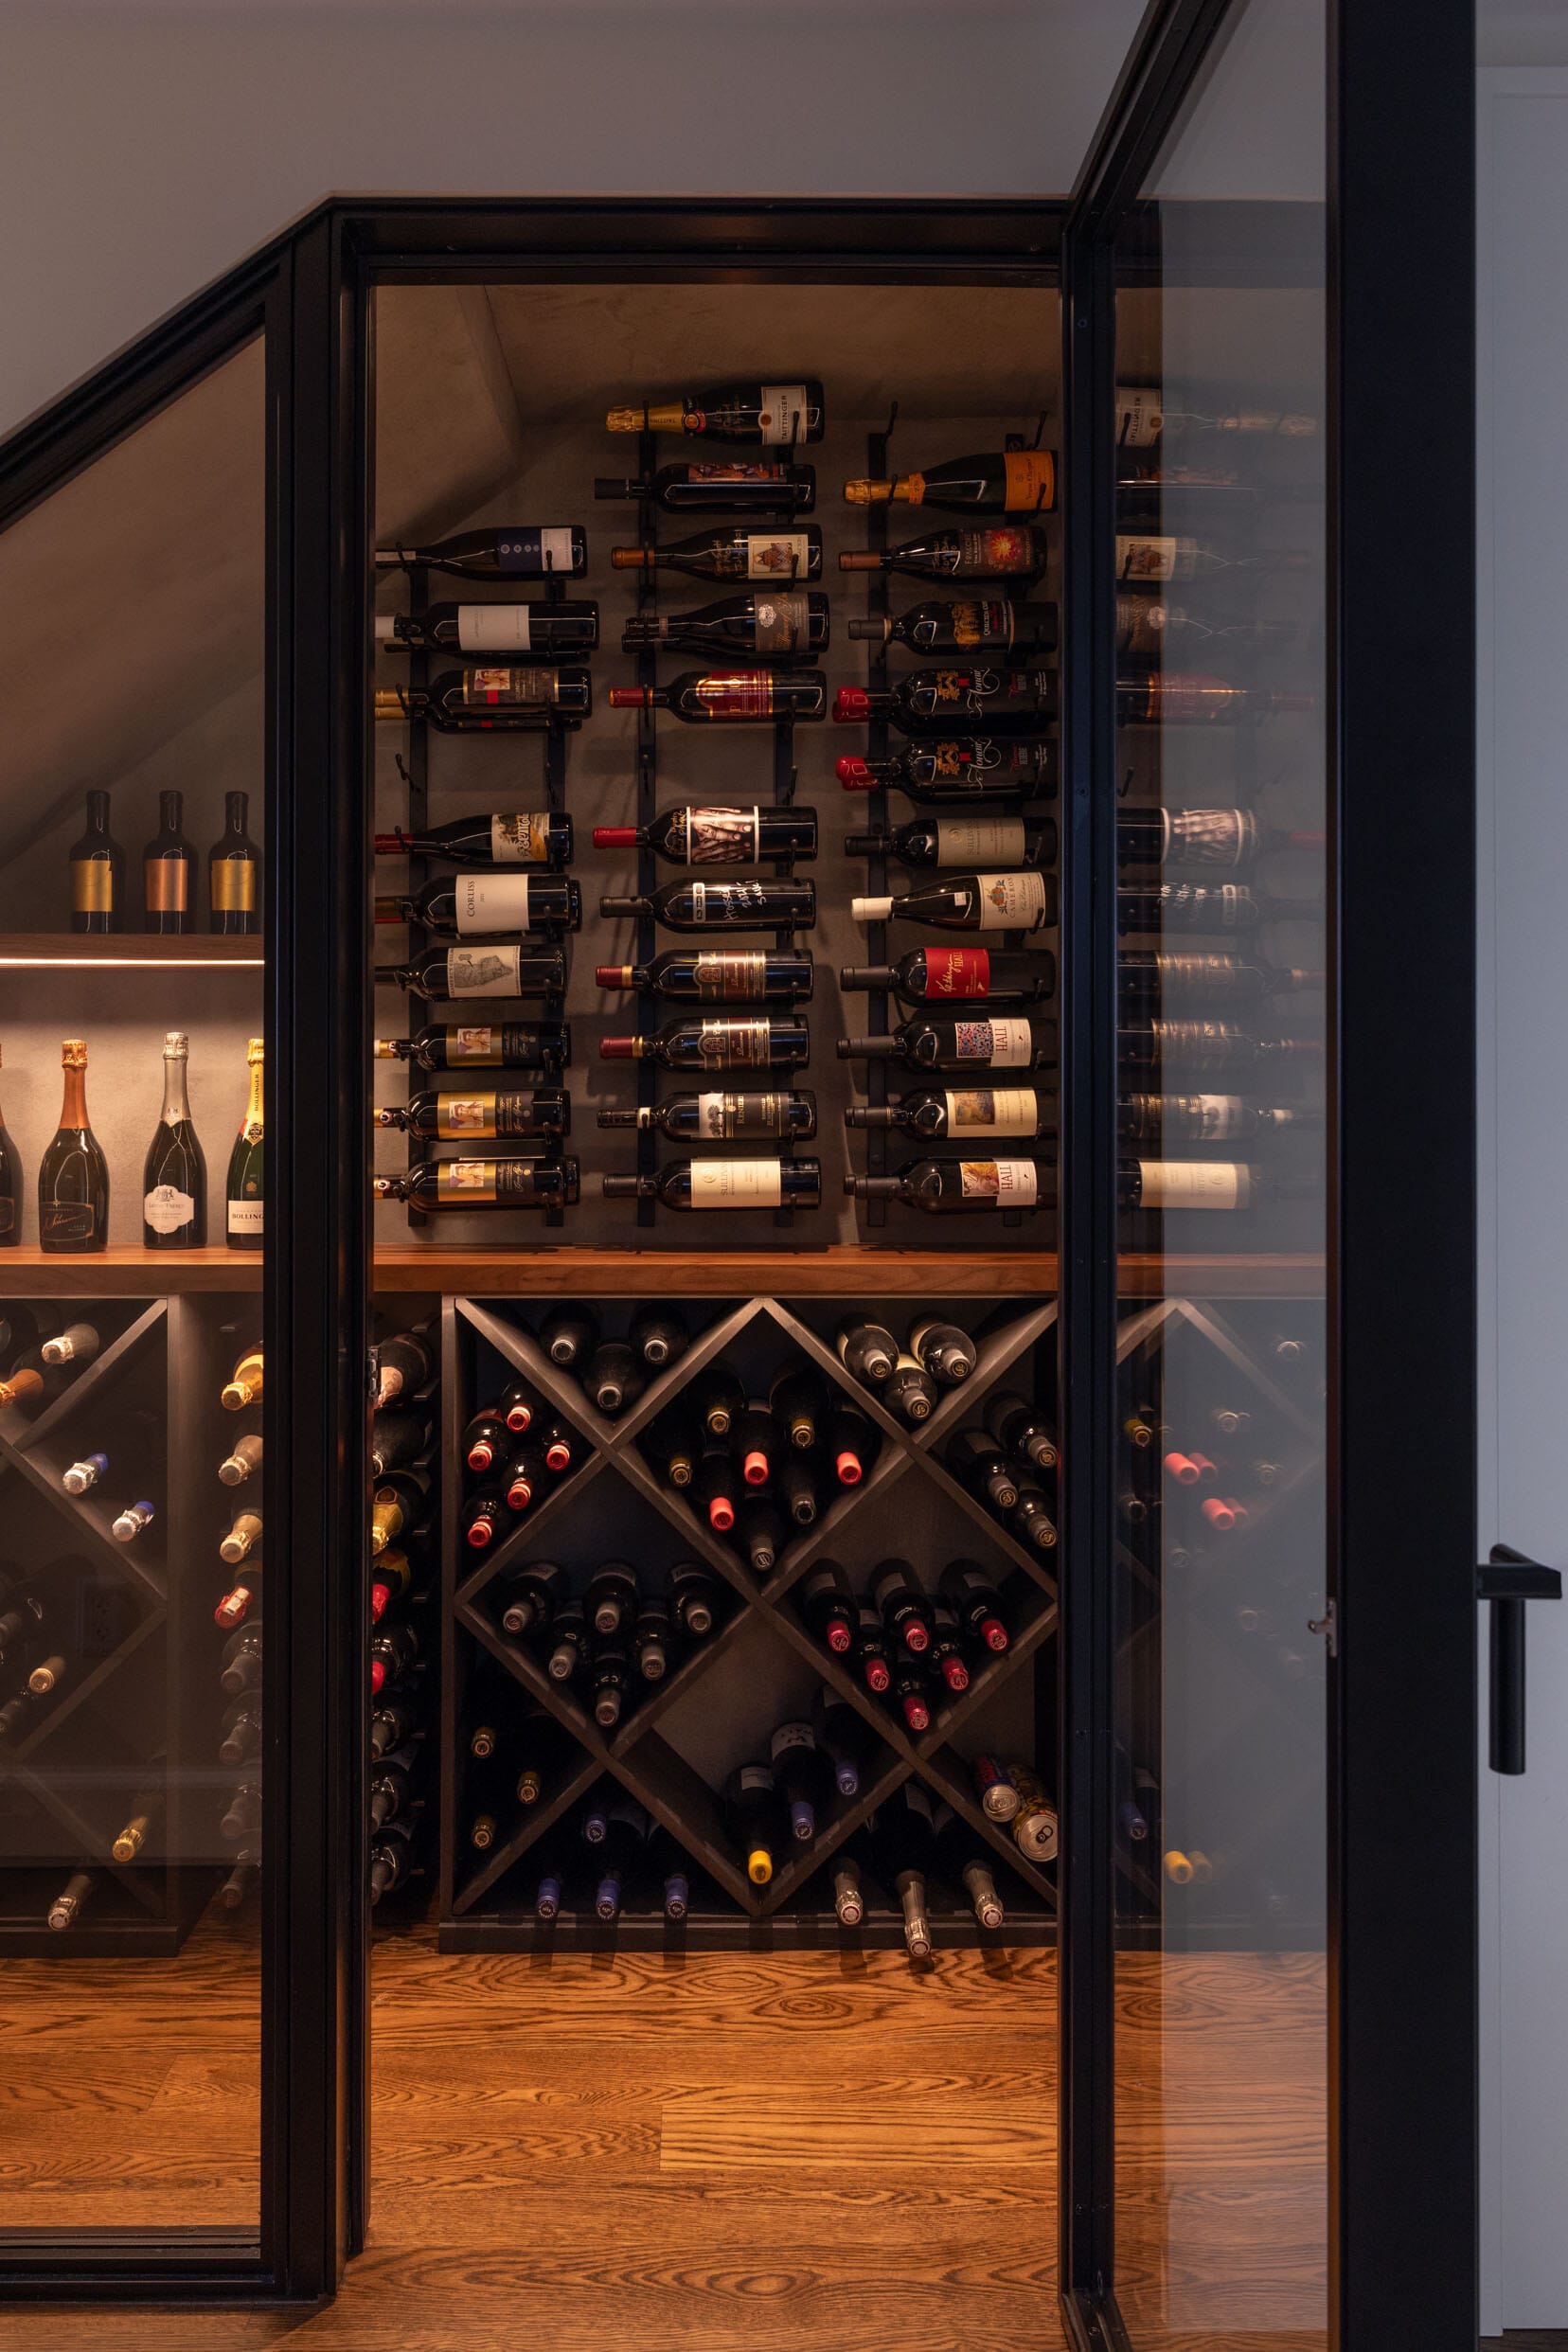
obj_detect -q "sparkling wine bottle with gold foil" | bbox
[38,1040,109,1255]
[224,1038,264,1252]
[606,380,825,445]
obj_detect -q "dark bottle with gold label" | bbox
[68,791,124,935]
[142,789,196,935]
[208,791,260,935]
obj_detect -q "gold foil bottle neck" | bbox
[61,1039,87,1069]
[843,479,892,506]
[247,1038,264,1064]
[164,1031,188,1058]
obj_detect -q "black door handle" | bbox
[1477,1543,1562,1774]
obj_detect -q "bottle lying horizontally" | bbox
[372,1156,581,1213]
[607,671,827,724]
[594,458,816,513]
[838,1014,1059,1075]
[839,527,1048,583]
[846,1157,1055,1214]
[833,668,1058,735]
[372,1086,570,1142]
[844,448,1056,516]
[606,381,827,445]
[610,525,823,581]
[599,878,816,932]
[596,948,814,1002]
[841,944,1055,1007]
[373,810,574,868]
[846,815,1057,872]
[376,875,581,935]
[849,873,1058,935]
[847,1081,1053,1142]
[374,526,588,579]
[847,597,1059,656]
[604,1158,823,1212]
[599,1088,817,1144]
[374,1022,570,1074]
[593,805,819,864]
[837,740,1058,803]
[373,666,592,731]
[621,591,829,663]
[374,604,598,659]
[600,1014,811,1072]
[374,944,568,1004]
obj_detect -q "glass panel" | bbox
[1112,4,1328,2343]
[0,341,266,2234]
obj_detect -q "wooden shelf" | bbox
[0,934,262,969]
[0,1247,263,1293]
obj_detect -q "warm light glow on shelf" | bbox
[0,953,263,970]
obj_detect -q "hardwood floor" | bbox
[0,1912,1333,2351]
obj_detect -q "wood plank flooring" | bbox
[0,1911,1333,2351]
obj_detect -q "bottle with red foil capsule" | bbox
[215,1573,260,1630]
[496,1560,562,1638]
[369,1555,413,1625]
[607,671,827,723]
[847,597,1059,655]
[599,879,816,932]
[729,1403,775,1490]
[538,1424,575,1474]
[462,1409,507,1472]
[832,668,1057,734]
[889,1661,933,1737]
[368,1621,418,1698]
[838,740,1058,803]
[461,1489,507,1551]
[854,1606,893,1696]
[1116,672,1314,725]
[499,1441,548,1512]
[1201,1494,1251,1534]
[692,1449,739,1533]
[844,450,1057,516]
[850,874,1058,935]
[594,806,818,864]
[597,949,814,1003]
[846,1081,1053,1143]
[927,1605,971,1695]
[839,526,1047,582]
[841,945,1054,1008]
[595,460,816,514]
[846,815,1057,871]
[940,1561,1011,1655]
[798,1561,855,1655]
[824,1399,880,1488]
[872,1560,933,1656]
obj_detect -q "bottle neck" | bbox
[241,1060,264,1138]
[161,1054,192,1123]
[158,791,183,835]
[59,1064,88,1130]
[224,792,248,837]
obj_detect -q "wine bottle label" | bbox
[1167,808,1251,865]
[953,1016,1033,1066]
[934,818,1026,865]
[699,1017,773,1063]
[71,860,113,912]
[696,1091,786,1138]
[458,604,534,653]
[497,528,575,576]
[1184,1094,1247,1139]
[959,1158,1039,1204]
[1002,450,1056,509]
[144,1183,196,1234]
[1114,386,1164,446]
[687,881,779,923]
[692,952,769,998]
[943,1087,1037,1135]
[454,874,537,935]
[771,1722,814,1757]
[1137,1160,1243,1209]
[211,859,257,911]
[939,600,1008,649]
[1115,534,1194,581]
[951,528,1038,576]
[433,1092,496,1133]
[746,534,811,581]
[145,857,189,912]
[679,809,760,864]
[919,946,989,997]
[490,813,552,864]
[693,675,775,718]
[446,946,523,998]
[40,1200,99,1243]
[459,666,556,708]
[974,871,1049,929]
[752,592,810,654]
[437,1159,498,1201]
[757,385,808,444]
[688,1157,783,1206]
[450,1025,501,1060]
[691,462,782,483]
[227,1199,264,1237]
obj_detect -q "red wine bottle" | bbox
[607,381,826,446]
[872,1560,933,1655]
[837,740,1058,803]
[374,1023,569,1074]
[374,603,597,657]
[599,1088,816,1143]
[692,1448,739,1533]
[838,1014,1058,1074]
[374,944,566,1002]
[596,948,814,1002]
[1119,1019,1322,1072]
[775,1454,819,1527]
[629,1305,688,1369]
[375,526,586,579]
[833,668,1057,733]
[908,1318,977,1384]
[846,1158,1053,1213]
[376,875,580,935]
[500,1441,549,1512]
[373,810,574,867]
[1117,882,1315,935]
[850,874,1056,935]
[69,791,124,934]
[840,945,1054,1007]
[1118,1092,1317,1144]
[888,1661,933,1735]
[985,1392,1058,1473]
[876,1784,937,1956]
[593,806,817,864]
[770,1721,834,1842]
[373,1086,568,1142]
[611,525,823,581]
[142,789,196,935]
[595,459,815,512]
[600,1015,812,1077]
[604,1157,822,1212]
[846,1080,1051,1141]
[939,1560,1010,1653]
[812,1687,874,1796]
[735,1494,787,1577]
[372,1154,579,1214]
[723,1764,789,1887]
[584,1342,645,1416]
[622,590,829,662]
[770,1365,830,1451]
[840,526,1047,582]
[854,1606,893,1696]
[373,667,592,730]
[462,1489,507,1551]
[607,671,826,723]
[846,815,1056,870]
[927,1604,971,1694]
[600,878,814,932]
[847,598,1058,655]
[586,1563,637,1636]
[824,1399,879,1488]
[497,1559,562,1636]
[844,449,1056,515]
[798,1562,855,1654]
[670,1563,721,1637]
[734,1404,780,1489]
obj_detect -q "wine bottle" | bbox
[1119,952,1323,1002]
[38,1039,109,1254]
[0,1352,54,1415]
[585,1797,650,1921]
[1011,1486,1059,1552]
[691,1449,739,1533]
[372,1086,569,1143]
[1118,1092,1318,1144]
[819,1399,874,1488]
[375,874,581,935]
[589,1642,631,1728]
[770,1365,829,1452]
[373,666,591,731]
[1118,1158,1310,1211]
[633,1593,671,1682]
[496,1560,562,1637]
[220,1622,264,1694]
[831,1844,867,1928]
[111,1788,166,1864]
[607,672,826,723]
[669,1562,721,1638]
[933,1804,1006,1931]
[798,1560,855,1655]
[543,1599,588,1684]
[939,1560,1010,1653]
[368,1755,416,1832]
[374,1327,432,1406]
[872,1560,933,1655]
[908,1319,977,1385]
[845,449,1056,515]
[596,948,813,1003]
[599,1089,816,1144]
[0,1052,19,1248]
[499,1440,548,1510]
[143,1031,207,1247]
[724,1763,789,1886]
[876,1783,937,1958]
[111,1500,156,1543]
[1117,882,1318,935]
[370,1551,414,1622]
[62,1452,108,1494]
[847,597,1059,656]
[735,1494,786,1577]
[775,1453,818,1527]
[770,1721,833,1843]
[603,1157,822,1212]
[846,1081,1051,1141]
[368,1621,419,1701]
[374,811,574,871]
[845,815,1055,871]
[607,381,825,444]
[733,1403,779,1489]
[622,590,829,662]
[376,526,585,578]
[367,1470,430,1559]
[584,1342,644,1417]
[68,791,124,934]
[985,1392,1058,1473]
[891,1668,935,1737]
[598,1014,810,1071]
[40,1320,98,1366]
[833,668,1057,734]
[593,806,817,864]
[218,1509,262,1564]
[646,1826,691,1923]
[1117,672,1312,726]
[540,1305,597,1369]
[837,739,1058,802]
[142,789,196,935]
[372,1156,580,1212]
[46,1872,94,1933]
[375,944,567,1002]
[1115,806,1323,869]
[374,1022,569,1073]
[854,1606,892,1695]
[927,1603,971,1694]
[368,1821,416,1903]
[840,945,1055,1007]
[595,458,815,512]
[219,1698,263,1764]
[812,1687,873,1797]
[369,1697,419,1758]
[208,791,260,935]
[221,1344,264,1411]
[840,526,1046,582]
[611,525,823,581]
[1119,1019,1322,1073]
[224,1037,264,1251]
[850,872,1056,934]
[834,1315,898,1386]
[847,1158,1052,1214]
[600,878,815,934]
[1114,532,1305,581]
[374,601,597,656]
[642,1403,697,1489]
[499,1378,544,1434]
[629,1304,688,1370]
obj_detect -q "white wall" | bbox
[0,0,1143,439]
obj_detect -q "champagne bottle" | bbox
[839,526,1046,582]
[850,873,1056,935]
[595,458,815,512]
[724,1763,789,1886]
[621,590,829,662]
[0,1051,19,1248]
[374,1327,433,1405]
[845,815,1055,871]
[369,1470,430,1557]
[846,1080,1051,1141]
[375,874,581,935]
[1119,952,1323,1002]
[600,878,814,932]
[38,1039,109,1254]
[374,601,597,657]
[846,1158,1052,1214]
[833,668,1057,733]
[221,1344,264,1410]
[62,1452,108,1494]
[607,381,825,444]
[909,1318,977,1384]
[374,944,567,1001]
[143,1031,207,1247]
[837,1014,1058,1074]
[0,1353,54,1414]
[932,1804,1006,1931]
[597,1014,810,1071]
[770,1721,833,1842]
[603,1158,822,1212]
[111,1788,166,1864]
[837,740,1058,802]
[845,449,1056,515]
[68,791,124,934]
[374,1022,569,1073]
[374,526,587,578]
[847,598,1059,655]
[142,789,196,935]
[599,1089,816,1144]
[372,1086,570,1142]
[985,1391,1058,1472]
[607,672,826,723]
[208,791,260,935]
[593,806,818,864]
[46,1872,94,1933]
[369,1408,429,1476]
[595,948,813,1002]
[840,945,1055,1007]
[611,525,822,581]
[225,1037,264,1251]
[373,667,591,731]
[939,1560,1010,1653]
[876,1783,936,1959]
[112,1499,156,1542]
[373,810,574,867]
[219,1510,262,1564]
[372,1156,580,1212]
[1117,672,1312,726]
[40,1320,98,1366]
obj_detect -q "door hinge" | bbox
[1308,1598,1338,1657]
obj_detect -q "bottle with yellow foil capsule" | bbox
[208,792,260,935]
[605,380,825,445]
[844,449,1057,516]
